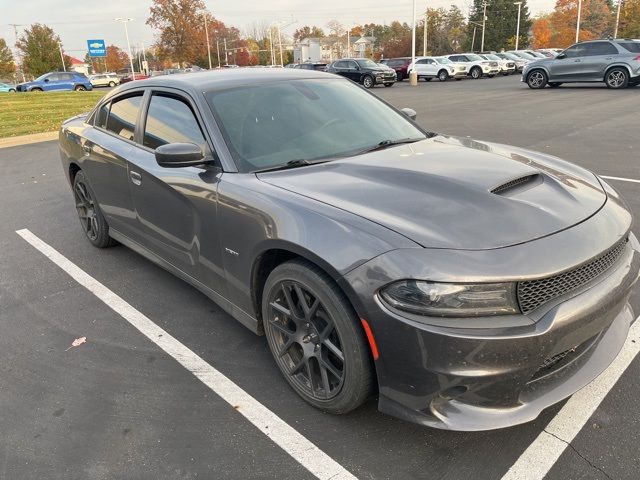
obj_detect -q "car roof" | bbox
[105,67,339,98]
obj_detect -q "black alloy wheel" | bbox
[73,171,115,248]
[263,260,373,413]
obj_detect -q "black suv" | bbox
[326,58,396,88]
[294,62,328,71]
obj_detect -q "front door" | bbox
[548,44,586,81]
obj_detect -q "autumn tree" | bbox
[326,20,346,37]
[531,16,554,48]
[16,24,70,76]
[105,45,129,72]
[550,0,613,47]
[147,0,209,66]
[468,0,531,51]
[0,38,14,77]
[618,0,640,37]
[293,26,325,41]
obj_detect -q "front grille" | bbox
[517,237,628,315]
[490,61,498,67]
[507,62,515,67]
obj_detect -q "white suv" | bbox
[89,73,120,88]
[446,53,500,79]
[479,53,516,76]
[407,56,466,81]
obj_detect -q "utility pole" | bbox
[472,26,477,52]
[277,23,284,65]
[410,0,417,85]
[141,41,148,74]
[10,23,26,82]
[614,0,622,38]
[576,0,582,42]
[58,41,66,71]
[204,14,212,69]
[115,17,136,80]
[223,38,228,66]
[216,39,221,67]
[514,2,522,50]
[423,11,428,55]
[481,1,488,52]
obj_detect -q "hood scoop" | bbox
[491,173,540,195]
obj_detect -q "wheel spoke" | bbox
[269,318,294,336]
[323,338,344,363]
[319,356,342,380]
[319,362,331,396]
[304,359,316,398]
[289,357,305,376]
[276,337,294,357]
[270,300,291,318]
[281,283,302,320]
[293,284,309,316]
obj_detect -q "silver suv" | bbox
[523,39,640,89]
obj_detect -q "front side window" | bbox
[466,54,483,62]
[143,94,206,150]
[95,102,110,129]
[106,94,143,141]
[205,78,426,173]
[436,57,452,64]
[356,59,379,69]
[563,44,585,58]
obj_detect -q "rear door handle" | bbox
[130,171,142,186]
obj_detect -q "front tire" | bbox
[262,260,374,414]
[470,67,482,79]
[108,81,116,87]
[73,171,116,248]
[9,88,15,92]
[362,75,374,89]
[437,69,448,82]
[605,67,629,89]
[526,69,547,89]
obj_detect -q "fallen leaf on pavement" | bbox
[65,336,87,351]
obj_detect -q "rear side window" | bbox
[106,94,143,141]
[95,102,110,128]
[583,42,618,56]
[143,94,206,150]
[619,42,640,53]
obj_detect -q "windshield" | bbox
[357,59,380,69]
[205,79,426,173]
[435,57,452,64]
[512,51,536,60]
[466,54,483,62]
[34,73,50,82]
[484,54,500,61]
[500,53,519,61]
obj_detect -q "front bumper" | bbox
[345,194,639,430]
[374,73,397,84]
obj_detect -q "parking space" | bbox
[1,74,639,479]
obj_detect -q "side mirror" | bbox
[155,143,205,168]
[400,108,417,120]
[556,53,566,59]
[44,78,50,82]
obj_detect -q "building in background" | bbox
[69,57,89,75]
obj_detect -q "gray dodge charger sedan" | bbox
[59,68,639,431]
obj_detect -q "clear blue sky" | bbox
[1,0,555,59]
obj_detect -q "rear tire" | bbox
[74,85,86,91]
[262,260,374,414]
[73,170,116,248]
[526,69,547,89]
[30,87,43,92]
[605,67,629,89]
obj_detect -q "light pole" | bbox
[115,17,136,80]
[423,11,428,56]
[277,23,284,65]
[469,21,482,52]
[58,41,66,71]
[480,1,488,52]
[614,0,622,38]
[204,14,212,69]
[410,0,418,85]
[575,0,582,42]
[514,2,522,50]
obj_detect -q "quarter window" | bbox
[143,94,206,150]
[582,42,618,56]
[106,94,143,141]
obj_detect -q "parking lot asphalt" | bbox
[1,74,639,480]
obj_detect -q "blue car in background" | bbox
[16,71,92,92]
[0,82,16,92]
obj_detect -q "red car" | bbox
[380,57,412,81]
[120,73,150,84]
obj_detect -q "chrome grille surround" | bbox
[517,237,629,315]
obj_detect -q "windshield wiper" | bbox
[255,159,324,173]
[356,138,423,155]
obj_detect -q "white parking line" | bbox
[601,175,640,185]
[502,311,640,480]
[16,229,356,480]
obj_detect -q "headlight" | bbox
[380,280,519,317]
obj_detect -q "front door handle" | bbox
[130,171,142,186]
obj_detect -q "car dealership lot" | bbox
[1,74,639,479]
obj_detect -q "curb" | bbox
[0,131,58,150]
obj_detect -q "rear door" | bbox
[42,73,60,91]
[346,60,360,81]
[58,73,75,90]
[79,92,143,237]
[580,41,618,80]
[125,89,223,285]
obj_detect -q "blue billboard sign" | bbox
[87,39,106,57]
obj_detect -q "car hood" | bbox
[257,136,606,250]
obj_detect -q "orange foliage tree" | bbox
[549,0,613,47]
[531,17,553,48]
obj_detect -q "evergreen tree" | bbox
[16,24,71,76]
[467,0,532,51]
